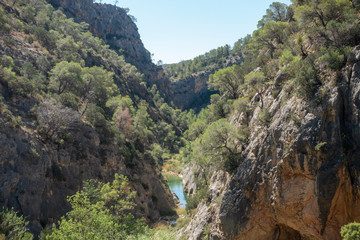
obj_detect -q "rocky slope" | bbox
[0,0,175,236]
[0,103,174,235]
[183,46,360,240]
[48,0,156,77]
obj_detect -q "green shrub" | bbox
[295,56,320,100]
[186,187,210,213]
[258,109,271,126]
[0,7,10,34]
[42,174,148,240]
[59,92,79,110]
[341,222,360,240]
[319,47,352,70]
[0,208,33,240]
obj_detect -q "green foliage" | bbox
[0,208,33,240]
[0,7,10,34]
[315,141,327,151]
[252,21,289,59]
[341,222,360,240]
[258,2,289,28]
[207,94,228,122]
[147,143,165,166]
[294,55,320,99]
[258,109,271,126]
[245,71,266,107]
[164,44,234,81]
[43,174,148,240]
[185,187,210,213]
[319,46,352,70]
[191,119,244,173]
[49,61,83,95]
[185,119,207,141]
[132,103,154,151]
[21,5,36,24]
[232,97,250,115]
[209,65,244,99]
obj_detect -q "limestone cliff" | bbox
[183,46,360,240]
[48,0,165,82]
[170,71,217,111]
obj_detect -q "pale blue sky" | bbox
[103,0,292,64]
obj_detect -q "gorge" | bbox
[1,0,360,239]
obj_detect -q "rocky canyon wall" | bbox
[183,46,360,240]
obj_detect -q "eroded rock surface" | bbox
[218,46,360,240]
[184,46,360,240]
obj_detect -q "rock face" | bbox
[170,71,217,111]
[0,97,174,235]
[219,46,360,239]
[185,46,360,240]
[48,0,161,79]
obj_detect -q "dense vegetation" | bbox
[0,0,195,166]
[0,175,179,240]
[163,42,246,81]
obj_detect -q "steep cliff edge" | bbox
[48,0,165,82]
[183,46,360,240]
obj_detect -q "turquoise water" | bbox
[166,175,187,208]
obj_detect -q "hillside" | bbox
[165,42,245,110]
[0,0,187,236]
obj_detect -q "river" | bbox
[165,174,187,208]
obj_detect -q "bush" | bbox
[37,100,81,139]
[295,56,321,100]
[42,174,148,240]
[341,222,360,240]
[185,187,210,213]
[0,208,33,240]
[0,7,10,34]
[319,46,352,70]
[258,108,271,126]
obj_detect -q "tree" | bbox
[0,7,10,34]
[294,0,352,29]
[132,104,154,150]
[294,55,320,99]
[244,71,266,108]
[49,61,82,95]
[192,119,244,173]
[252,21,289,58]
[81,66,116,107]
[37,100,81,139]
[56,36,81,62]
[44,174,148,240]
[209,65,244,99]
[258,2,288,28]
